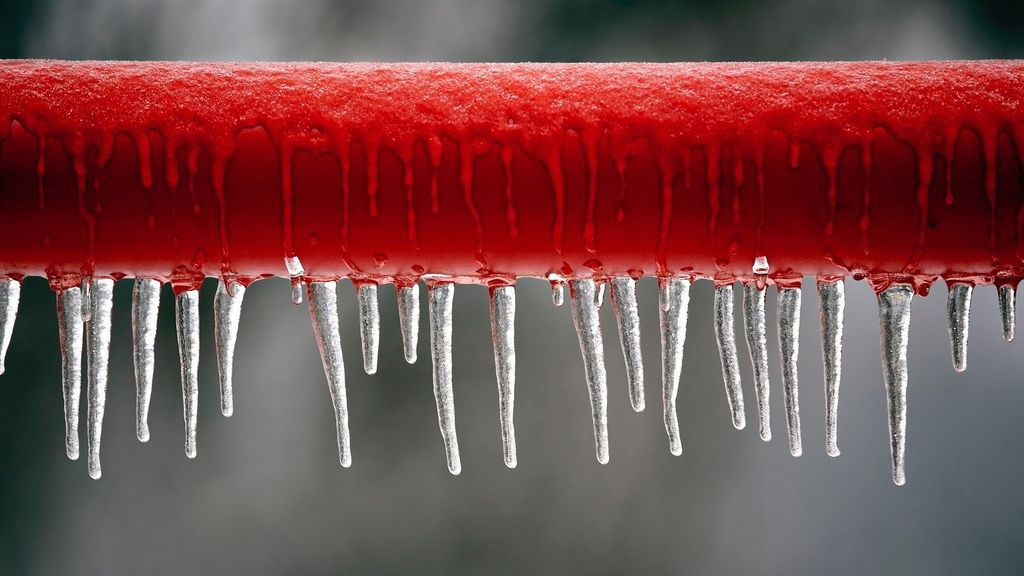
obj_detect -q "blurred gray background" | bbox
[2,0,1024,574]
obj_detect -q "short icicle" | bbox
[0,278,21,374]
[489,285,517,469]
[998,284,1015,342]
[660,278,691,456]
[307,281,353,467]
[551,280,565,307]
[610,277,645,412]
[175,289,200,459]
[569,279,610,464]
[946,283,973,373]
[86,278,114,479]
[428,283,462,475]
[58,286,84,460]
[818,279,845,457]
[131,278,161,442]
[877,284,914,486]
[285,256,305,305]
[214,280,245,417]
[777,286,802,457]
[742,283,771,440]
[713,284,746,430]
[356,284,380,375]
[397,284,420,364]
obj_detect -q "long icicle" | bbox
[356,283,380,375]
[818,279,845,457]
[131,279,161,442]
[58,286,83,460]
[397,284,420,364]
[428,283,462,475]
[742,283,771,440]
[214,281,245,417]
[307,281,353,467]
[610,277,645,412]
[660,278,691,456]
[569,279,610,464]
[0,278,20,375]
[713,284,746,430]
[489,285,517,469]
[175,289,200,459]
[998,283,1015,342]
[877,284,914,486]
[777,286,802,457]
[86,278,114,479]
[946,283,972,373]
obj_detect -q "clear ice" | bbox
[742,283,771,441]
[175,289,200,459]
[214,280,245,417]
[610,277,645,413]
[489,285,517,469]
[569,279,610,464]
[877,284,914,486]
[713,284,746,430]
[86,279,114,479]
[307,281,353,467]
[660,278,691,456]
[356,284,380,375]
[428,283,462,475]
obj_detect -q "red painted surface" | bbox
[0,60,1022,293]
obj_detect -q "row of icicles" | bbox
[0,256,1011,484]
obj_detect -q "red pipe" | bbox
[0,61,1021,292]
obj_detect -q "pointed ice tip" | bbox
[669,439,682,457]
[89,466,101,480]
[791,445,803,458]
[827,444,841,458]
[67,446,80,461]
[137,427,150,444]
[761,429,772,442]
[732,415,746,430]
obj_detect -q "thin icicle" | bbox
[660,278,691,456]
[610,277,645,412]
[946,283,972,373]
[595,281,606,308]
[742,283,771,440]
[489,285,517,469]
[175,289,200,459]
[877,284,914,486]
[998,284,1015,342]
[214,281,245,417]
[777,287,802,457]
[86,278,114,479]
[818,280,845,457]
[0,278,20,375]
[307,281,352,467]
[285,256,305,305]
[80,276,92,323]
[428,283,461,475]
[713,284,746,430]
[569,279,610,464]
[398,284,420,363]
[552,280,564,307]
[131,279,160,442]
[356,284,380,375]
[58,286,83,460]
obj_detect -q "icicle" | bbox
[131,278,161,443]
[175,290,200,459]
[428,283,462,475]
[397,284,420,364]
[551,280,565,307]
[356,284,380,375]
[946,284,972,373]
[998,284,1015,342]
[86,278,113,479]
[777,287,802,457]
[307,281,352,467]
[595,281,606,308]
[214,280,245,417]
[80,276,92,322]
[489,285,517,469]
[742,283,770,440]
[818,280,845,457]
[58,287,83,460]
[569,279,610,464]
[660,278,691,455]
[877,284,914,486]
[0,278,20,375]
[610,277,645,412]
[284,256,305,305]
[713,284,745,430]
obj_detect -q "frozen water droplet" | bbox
[132,278,160,443]
[0,278,21,375]
[214,281,245,417]
[356,284,380,375]
[86,278,114,479]
[610,277,645,412]
[551,280,564,307]
[713,284,746,430]
[57,287,83,460]
[946,284,972,373]
[777,287,802,457]
[998,284,1015,342]
[428,283,462,475]
[742,283,771,441]
[569,279,610,464]
[80,276,92,323]
[660,278,691,456]
[398,284,420,364]
[291,280,304,305]
[307,281,352,467]
[175,289,200,459]
[877,284,914,486]
[489,285,517,469]
[818,280,844,457]
[284,256,305,305]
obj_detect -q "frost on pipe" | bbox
[0,61,1023,483]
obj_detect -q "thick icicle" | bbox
[57,287,83,460]
[713,284,746,430]
[356,284,380,375]
[569,279,610,464]
[428,283,462,475]
[610,277,645,412]
[742,283,771,440]
[0,278,20,375]
[398,284,420,363]
[998,284,1015,342]
[660,278,691,456]
[307,281,353,467]
[946,284,973,373]
[489,285,517,469]
[777,287,802,457]
[214,281,245,417]
[86,279,114,479]
[131,279,161,442]
[818,280,845,457]
[877,284,914,486]
[175,290,200,459]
